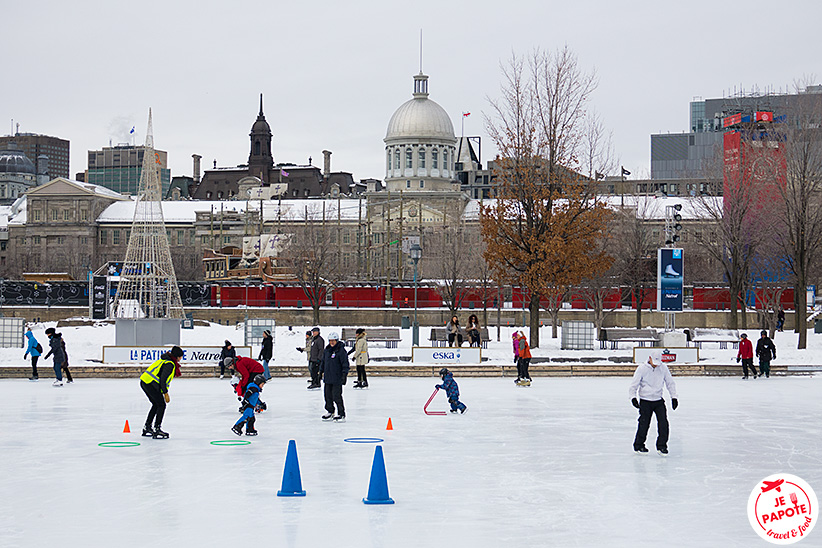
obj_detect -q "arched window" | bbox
[432,148,439,169]
[387,150,392,170]
[418,148,426,169]
[255,141,261,156]
[405,148,412,169]
[395,150,400,170]
[443,150,449,170]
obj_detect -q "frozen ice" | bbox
[0,374,819,547]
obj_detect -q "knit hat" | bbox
[328,331,340,340]
[170,346,184,358]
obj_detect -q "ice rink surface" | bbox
[1,375,819,548]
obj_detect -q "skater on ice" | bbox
[227,356,267,412]
[307,327,324,390]
[737,333,756,379]
[348,328,369,388]
[436,368,467,414]
[258,329,273,380]
[232,374,266,436]
[23,327,42,381]
[296,330,313,386]
[629,354,678,455]
[516,332,532,386]
[43,327,69,386]
[756,330,776,378]
[139,346,184,439]
[320,332,349,422]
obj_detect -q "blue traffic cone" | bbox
[363,445,394,504]
[277,439,306,497]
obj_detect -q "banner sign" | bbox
[91,276,107,319]
[633,347,699,365]
[103,345,251,364]
[412,347,481,364]
[658,248,684,312]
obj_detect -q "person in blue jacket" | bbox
[23,328,42,381]
[320,332,350,422]
[232,374,266,436]
[436,368,467,414]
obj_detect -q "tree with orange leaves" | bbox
[481,47,612,347]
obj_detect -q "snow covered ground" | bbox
[0,374,819,547]
[3,320,822,368]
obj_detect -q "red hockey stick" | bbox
[424,387,447,415]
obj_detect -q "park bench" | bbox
[429,327,489,348]
[599,328,658,350]
[688,328,740,350]
[341,327,401,349]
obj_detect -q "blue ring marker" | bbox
[98,441,141,448]
[211,440,252,446]
[344,437,384,444]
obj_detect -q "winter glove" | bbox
[342,376,347,385]
[672,398,678,410]
[736,356,741,363]
[631,398,640,409]
[24,354,28,359]
[296,347,303,352]
[163,393,170,403]
[230,375,240,386]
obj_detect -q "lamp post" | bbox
[410,243,422,346]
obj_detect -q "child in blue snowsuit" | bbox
[232,374,266,436]
[436,368,467,414]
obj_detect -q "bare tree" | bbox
[279,204,342,325]
[773,83,822,348]
[610,198,657,329]
[429,224,474,315]
[481,46,611,348]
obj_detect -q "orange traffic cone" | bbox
[386,418,393,431]
[123,420,131,434]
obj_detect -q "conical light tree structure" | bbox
[111,109,184,319]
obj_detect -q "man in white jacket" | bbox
[629,354,679,456]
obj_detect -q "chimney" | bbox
[192,154,202,183]
[37,154,49,186]
[322,150,332,178]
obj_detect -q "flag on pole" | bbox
[130,126,135,134]
[281,169,289,177]
[462,112,471,117]
[621,167,631,176]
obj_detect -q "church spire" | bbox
[259,93,264,116]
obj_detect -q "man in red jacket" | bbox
[737,333,756,379]
[228,356,265,397]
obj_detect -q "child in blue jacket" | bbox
[24,328,42,381]
[436,368,467,414]
[232,374,266,436]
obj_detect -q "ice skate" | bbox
[142,426,154,437]
[307,383,321,390]
[352,381,362,389]
[516,379,531,387]
[664,264,680,277]
[52,380,63,387]
[245,428,258,436]
[449,409,459,413]
[322,413,334,421]
[657,448,669,456]
[460,406,468,414]
[29,376,39,381]
[152,427,169,439]
[332,415,346,422]
[360,382,368,389]
[634,446,649,454]
[231,424,244,436]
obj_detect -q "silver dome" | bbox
[0,149,36,174]
[384,73,455,143]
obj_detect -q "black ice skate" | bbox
[657,448,669,456]
[152,427,169,439]
[332,415,346,422]
[245,428,258,436]
[322,413,334,421]
[231,424,243,436]
[634,446,649,454]
[460,406,468,414]
[142,425,154,437]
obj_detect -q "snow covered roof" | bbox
[97,199,366,224]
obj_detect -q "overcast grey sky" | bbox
[3,0,821,183]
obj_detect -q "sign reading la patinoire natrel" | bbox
[102,346,252,364]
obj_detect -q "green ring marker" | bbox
[210,440,252,446]
[98,441,141,448]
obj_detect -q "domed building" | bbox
[0,147,36,202]
[384,73,458,192]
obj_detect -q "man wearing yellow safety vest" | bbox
[140,346,184,439]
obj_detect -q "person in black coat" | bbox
[44,327,68,386]
[755,330,777,378]
[219,340,236,379]
[319,331,349,422]
[258,330,273,380]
